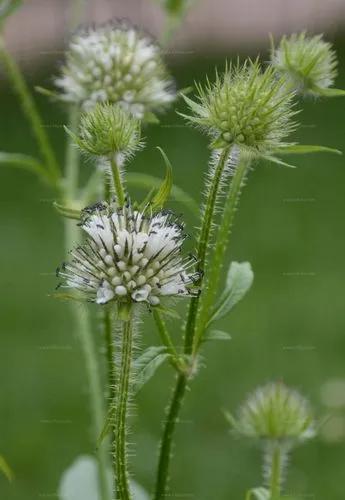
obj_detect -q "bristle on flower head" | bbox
[271,32,338,97]
[55,22,176,118]
[57,202,201,306]
[231,382,315,443]
[182,60,297,154]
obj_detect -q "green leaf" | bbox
[203,329,232,342]
[0,0,22,26]
[151,147,173,210]
[312,86,345,97]
[142,111,160,124]
[53,202,81,221]
[153,304,181,319]
[53,291,86,303]
[59,455,149,500]
[274,144,342,156]
[0,152,49,178]
[133,346,170,393]
[0,455,14,482]
[208,261,254,326]
[35,85,59,100]
[245,487,270,500]
[261,154,297,168]
[126,172,199,215]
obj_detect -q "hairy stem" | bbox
[154,374,187,500]
[110,157,126,206]
[64,111,111,500]
[0,37,60,184]
[184,146,231,354]
[193,151,251,352]
[154,147,231,499]
[114,311,134,500]
[268,444,283,500]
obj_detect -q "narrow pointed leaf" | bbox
[203,330,232,342]
[0,152,48,178]
[262,154,297,168]
[151,147,173,210]
[274,144,342,156]
[0,455,13,482]
[53,201,81,221]
[133,346,170,393]
[208,261,254,325]
[126,172,198,215]
[312,86,345,97]
[96,404,115,449]
[35,85,59,100]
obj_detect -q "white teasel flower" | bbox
[55,22,176,118]
[57,202,201,306]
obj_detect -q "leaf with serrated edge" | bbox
[133,346,170,393]
[208,262,254,325]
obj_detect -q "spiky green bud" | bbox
[67,102,142,159]
[55,22,176,118]
[182,60,297,154]
[271,32,342,97]
[230,382,315,444]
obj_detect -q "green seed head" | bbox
[55,22,175,118]
[271,32,338,97]
[231,382,315,444]
[183,60,297,154]
[68,102,142,159]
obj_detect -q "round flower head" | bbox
[271,32,338,97]
[55,23,176,118]
[67,102,142,159]
[182,60,297,154]
[232,382,315,443]
[57,202,201,306]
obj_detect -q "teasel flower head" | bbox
[57,202,201,307]
[230,382,315,445]
[66,102,143,162]
[182,60,297,154]
[55,22,176,118]
[271,32,340,97]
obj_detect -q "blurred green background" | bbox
[1,37,345,500]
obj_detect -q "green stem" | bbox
[269,444,282,500]
[114,311,134,500]
[184,146,231,354]
[110,156,126,206]
[0,36,60,185]
[63,111,111,500]
[153,373,187,500]
[154,147,231,498]
[153,310,183,372]
[193,150,251,352]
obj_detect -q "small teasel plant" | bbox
[226,382,316,499]
[0,0,343,496]
[54,21,176,119]
[270,32,345,98]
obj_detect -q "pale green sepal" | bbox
[0,454,14,482]
[262,154,297,168]
[117,302,132,321]
[0,152,49,179]
[35,85,60,100]
[245,487,270,500]
[151,147,173,210]
[274,144,342,155]
[203,330,232,342]
[126,172,199,214]
[53,201,81,220]
[143,111,160,124]
[207,261,254,326]
[133,346,170,394]
[53,292,86,303]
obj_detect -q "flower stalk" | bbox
[113,308,134,500]
[268,444,283,500]
[110,156,126,206]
